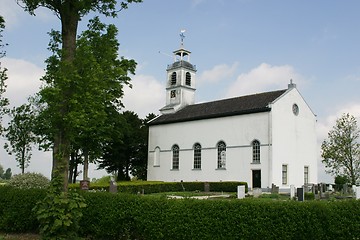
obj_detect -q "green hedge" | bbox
[69,181,248,194]
[2,187,360,239]
[0,186,45,233]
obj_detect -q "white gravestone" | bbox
[237,185,245,199]
[290,185,296,199]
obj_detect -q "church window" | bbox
[171,72,177,85]
[172,145,179,170]
[304,166,309,185]
[282,164,288,185]
[252,140,260,163]
[170,90,176,98]
[193,143,201,169]
[154,147,160,166]
[185,72,191,86]
[217,141,226,169]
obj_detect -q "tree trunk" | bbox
[83,149,89,181]
[68,151,75,183]
[51,2,79,192]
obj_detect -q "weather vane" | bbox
[180,29,186,45]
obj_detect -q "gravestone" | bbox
[271,184,279,194]
[109,177,117,193]
[80,180,90,190]
[253,188,262,198]
[356,186,360,200]
[297,187,304,201]
[290,185,296,199]
[204,182,210,193]
[237,185,245,199]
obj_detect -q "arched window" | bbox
[171,72,177,85]
[154,147,160,166]
[193,143,201,169]
[252,140,260,163]
[185,72,191,86]
[172,145,179,170]
[217,141,226,169]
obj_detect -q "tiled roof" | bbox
[150,89,287,125]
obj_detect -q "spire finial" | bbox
[180,29,186,46]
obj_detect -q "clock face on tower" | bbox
[292,103,299,116]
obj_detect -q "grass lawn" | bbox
[0,233,40,240]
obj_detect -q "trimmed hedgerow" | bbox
[2,187,360,239]
[0,186,46,233]
[78,193,360,240]
[77,193,358,239]
[69,181,248,194]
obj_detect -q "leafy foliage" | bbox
[33,174,86,240]
[0,186,45,232]
[69,181,248,194]
[4,104,37,173]
[18,0,142,192]
[2,187,360,239]
[8,172,50,189]
[0,16,9,135]
[321,113,360,185]
[98,112,156,181]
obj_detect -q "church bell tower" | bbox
[160,30,197,114]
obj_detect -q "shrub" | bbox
[305,192,315,200]
[2,188,360,239]
[0,186,45,232]
[69,181,248,194]
[8,173,50,189]
[33,175,86,240]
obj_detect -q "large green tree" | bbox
[98,111,156,180]
[4,104,37,174]
[0,16,9,135]
[18,0,142,191]
[321,113,360,185]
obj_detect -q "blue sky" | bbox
[1,0,360,182]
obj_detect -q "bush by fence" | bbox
[1,186,360,239]
[69,181,248,194]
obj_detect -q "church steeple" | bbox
[160,30,197,114]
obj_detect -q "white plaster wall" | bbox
[147,112,271,188]
[271,88,317,188]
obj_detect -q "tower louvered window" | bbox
[171,72,177,85]
[185,72,191,86]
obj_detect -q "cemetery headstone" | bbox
[290,185,296,199]
[80,180,90,190]
[204,182,210,192]
[271,184,279,194]
[109,177,117,193]
[356,186,360,200]
[237,185,245,199]
[253,188,262,198]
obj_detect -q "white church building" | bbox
[147,41,317,190]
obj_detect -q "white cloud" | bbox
[225,63,304,98]
[198,62,239,85]
[0,0,55,28]
[2,57,43,107]
[122,74,164,118]
[317,103,360,143]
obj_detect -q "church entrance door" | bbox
[252,170,261,188]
